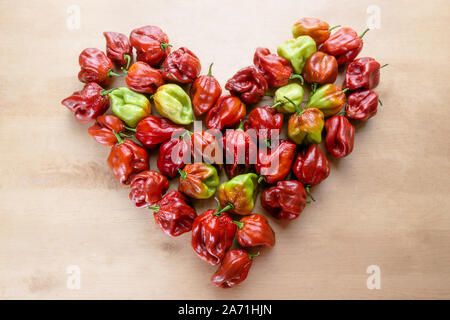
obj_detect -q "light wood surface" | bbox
[1,0,449,299]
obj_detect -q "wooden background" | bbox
[1,0,449,299]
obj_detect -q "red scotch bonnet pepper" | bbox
[256,139,296,184]
[206,95,246,130]
[225,66,268,104]
[129,170,169,208]
[125,61,164,94]
[190,63,222,116]
[163,47,201,83]
[157,131,192,178]
[129,25,171,67]
[103,31,132,68]
[233,213,275,248]
[345,89,379,121]
[293,144,330,186]
[324,115,355,158]
[135,116,184,149]
[88,115,129,146]
[343,57,382,91]
[78,48,120,86]
[253,47,293,87]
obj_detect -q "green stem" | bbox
[283,95,304,115]
[124,125,136,132]
[342,88,349,94]
[149,94,155,99]
[378,99,383,106]
[289,73,304,85]
[180,130,192,139]
[328,25,341,32]
[160,42,172,50]
[265,139,271,148]
[305,185,315,202]
[178,169,187,180]
[380,64,388,69]
[119,132,134,139]
[100,88,117,96]
[112,130,124,145]
[311,82,318,94]
[207,63,214,76]
[107,69,123,78]
[213,203,234,216]
[124,54,131,70]
[248,252,260,259]
[232,220,244,229]
[269,101,282,109]
[258,175,265,184]
[237,120,244,131]
[148,205,160,212]
[359,28,370,39]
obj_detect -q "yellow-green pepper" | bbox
[110,87,151,127]
[277,36,317,74]
[218,173,258,215]
[272,83,304,114]
[154,84,194,125]
[305,84,346,117]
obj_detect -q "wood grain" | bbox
[0,0,449,299]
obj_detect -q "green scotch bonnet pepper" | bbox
[277,36,317,74]
[154,84,194,125]
[110,87,151,127]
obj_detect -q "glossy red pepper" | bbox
[103,31,132,67]
[107,135,149,185]
[191,130,222,165]
[321,28,369,66]
[157,131,192,178]
[233,214,275,248]
[225,66,268,104]
[211,249,257,288]
[190,63,222,116]
[253,47,294,87]
[88,115,128,146]
[129,25,171,66]
[78,48,118,86]
[345,89,379,121]
[293,144,330,186]
[135,116,184,149]
[150,191,197,237]
[325,115,355,158]
[222,121,257,178]
[129,170,169,208]
[163,47,201,84]
[255,139,296,184]
[302,51,338,85]
[343,57,381,91]
[206,95,246,130]
[125,61,164,94]
[191,204,237,265]
[61,82,110,123]
[261,180,308,220]
[244,105,283,142]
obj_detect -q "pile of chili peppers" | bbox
[62,19,385,289]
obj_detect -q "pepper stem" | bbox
[378,99,383,106]
[178,169,187,180]
[180,130,192,139]
[160,42,172,50]
[289,74,304,85]
[148,205,160,212]
[328,25,341,32]
[100,88,117,96]
[258,175,265,184]
[359,28,370,39]
[149,94,155,99]
[214,203,234,216]
[248,252,260,259]
[342,88,349,94]
[207,63,214,76]
[305,185,315,202]
[124,54,131,70]
[311,83,318,94]
[232,220,244,229]
[237,120,244,131]
[380,64,389,69]
[265,139,271,148]
[124,125,136,132]
[119,132,134,139]
[112,130,124,145]
[283,95,304,115]
[107,69,123,78]
[269,101,282,109]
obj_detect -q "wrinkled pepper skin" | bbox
[178,163,219,199]
[256,140,296,184]
[225,66,268,104]
[88,115,125,146]
[125,62,164,94]
[343,57,380,91]
[206,95,246,130]
[211,249,254,288]
[129,170,169,208]
[103,32,132,67]
[293,144,330,186]
[261,180,307,220]
[288,108,324,145]
[292,17,331,45]
[157,132,192,178]
[345,89,378,121]
[305,84,346,117]
[61,82,109,123]
[273,83,304,114]
[253,47,293,87]
[302,51,338,85]
[109,87,151,127]
[78,48,115,86]
[218,173,259,215]
[244,105,283,141]
[154,84,194,125]
[151,191,197,237]
[325,115,355,158]
[107,139,149,185]
[222,122,257,178]
[234,214,275,248]
[277,36,317,74]
[320,27,363,66]
[190,63,222,116]
[191,209,237,265]
[163,47,201,84]
[191,130,222,165]
[135,116,184,149]
[129,25,170,67]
